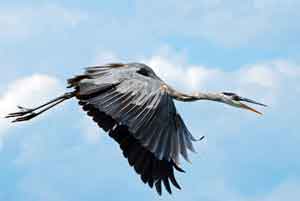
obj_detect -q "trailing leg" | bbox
[6,92,75,123]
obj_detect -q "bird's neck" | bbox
[168,88,222,102]
[193,92,223,102]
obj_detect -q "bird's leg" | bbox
[10,98,68,122]
[6,92,75,122]
[6,96,63,118]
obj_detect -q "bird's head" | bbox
[220,92,267,115]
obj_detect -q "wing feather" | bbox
[71,63,197,195]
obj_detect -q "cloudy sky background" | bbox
[0,1,299,200]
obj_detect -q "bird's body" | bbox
[68,63,198,194]
[6,62,266,195]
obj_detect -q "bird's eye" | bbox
[232,95,240,101]
[137,68,150,77]
[222,92,236,96]
[222,92,240,101]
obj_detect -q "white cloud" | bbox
[0,4,87,40]
[145,55,223,91]
[0,74,62,149]
[145,51,298,93]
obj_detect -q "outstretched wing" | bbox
[69,63,197,195]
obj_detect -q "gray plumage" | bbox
[71,63,197,163]
[68,63,198,194]
[6,62,267,196]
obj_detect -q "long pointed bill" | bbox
[240,103,263,115]
[240,98,268,107]
[239,97,267,115]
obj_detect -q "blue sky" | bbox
[0,1,299,201]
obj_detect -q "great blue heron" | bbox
[6,63,266,195]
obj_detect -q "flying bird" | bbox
[6,63,266,195]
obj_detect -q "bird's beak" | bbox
[239,98,267,115]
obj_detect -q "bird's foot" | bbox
[199,136,205,141]
[5,106,37,122]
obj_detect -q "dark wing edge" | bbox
[79,100,184,195]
